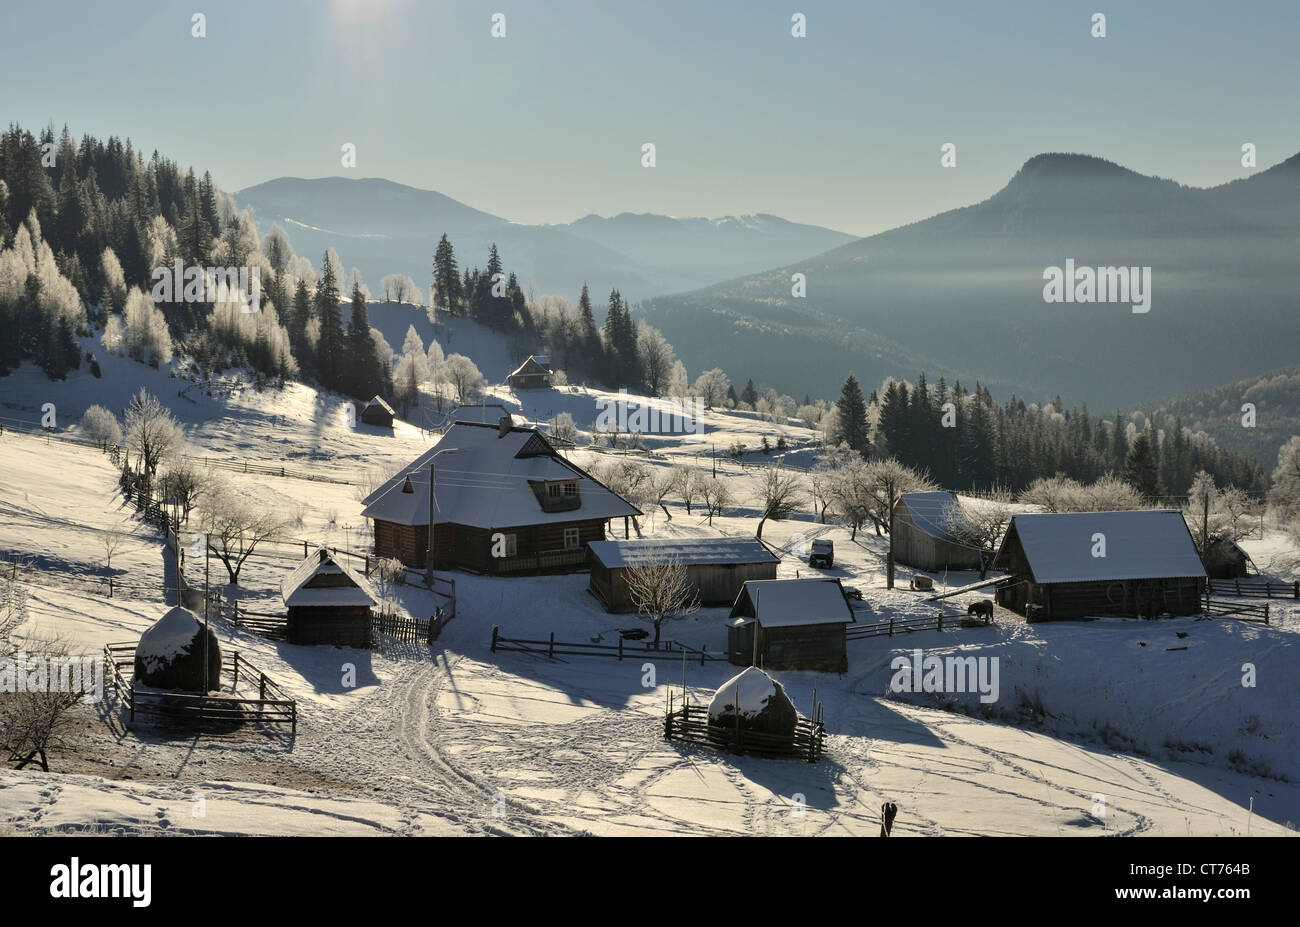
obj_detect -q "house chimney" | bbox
[401,475,414,493]
[498,415,513,438]
[318,548,328,563]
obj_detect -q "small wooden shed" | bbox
[360,395,395,427]
[991,510,1206,620]
[727,578,853,673]
[893,492,982,572]
[588,537,780,612]
[281,549,377,647]
[1201,537,1253,579]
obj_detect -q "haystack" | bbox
[134,606,221,692]
[707,666,797,737]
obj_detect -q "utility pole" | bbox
[424,448,458,587]
[887,485,897,590]
[712,444,717,479]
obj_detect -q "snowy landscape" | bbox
[3,3,1299,855]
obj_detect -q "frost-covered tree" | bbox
[636,324,674,396]
[441,353,484,402]
[692,368,731,409]
[79,404,122,450]
[123,388,183,479]
[118,288,173,367]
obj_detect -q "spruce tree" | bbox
[836,374,870,456]
[314,253,344,390]
[346,281,381,399]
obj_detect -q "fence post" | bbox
[232,652,240,689]
[108,577,113,598]
[889,617,894,637]
[937,613,943,632]
[260,674,267,700]
[548,631,555,659]
[618,636,623,661]
[490,625,499,652]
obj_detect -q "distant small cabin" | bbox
[893,492,981,572]
[360,395,395,427]
[1202,537,1253,579]
[992,511,1206,620]
[281,549,377,647]
[588,537,780,612]
[727,578,854,673]
[507,355,553,390]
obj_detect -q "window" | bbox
[548,483,562,498]
[563,482,577,496]
[502,533,517,557]
[563,527,580,550]
[548,481,577,498]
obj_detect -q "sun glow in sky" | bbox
[3,0,1297,235]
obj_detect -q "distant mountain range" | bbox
[1150,366,1300,466]
[642,151,1300,416]
[232,177,854,300]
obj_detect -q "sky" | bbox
[3,0,1298,237]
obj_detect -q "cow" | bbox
[967,599,994,624]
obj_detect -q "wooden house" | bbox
[281,549,376,647]
[727,578,854,673]
[893,492,982,572]
[587,537,779,612]
[360,395,395,427]
[991,511,1206,620]
[507,355,553,390]
[362,420,641,573]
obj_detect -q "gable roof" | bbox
[509,356,552,379]
[281,549,377,608]
[363,395,394,415]
[589,536,779,569]
[361,421,641,529]
[730,578,854,628]
[897,491,965,542]
[992,510,1206,584]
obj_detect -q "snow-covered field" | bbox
[1,343,1298,837]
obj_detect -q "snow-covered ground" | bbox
[1,347,1298,836]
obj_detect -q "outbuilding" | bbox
[507,355,553,390]
[1201,536,1253,579]
[587,536,780,612]
[727,578,854,673]
[892,492,982,572]
[360,395,395,427]
[991,510,1207,620]
[281,549,377,647]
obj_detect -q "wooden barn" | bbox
[727,578,854,673]
[281,549,377,647]
[362,419,641,573]
[893,492,982,572]
[991,511,1207,620]
[507,355,553,390]
[1202,537,1254,579]
[360,395,395,427]
[587,537,780,612]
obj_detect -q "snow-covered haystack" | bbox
[133,606,222,692]
[707,666,797,738]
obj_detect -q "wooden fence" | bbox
[663,699,825,762]
[104,643,296,730]
[1208,579,1299,600]
[370,607,453,645]
[846,612,980,640]
[1202,597,1270,624]
[490,626,728,663]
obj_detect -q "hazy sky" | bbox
[4,0,1297,236]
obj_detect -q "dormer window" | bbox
[547,481,577,499]
[532,479,581,512]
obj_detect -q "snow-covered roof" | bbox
[588,536,779,569]
[898,491,965,542]
[281,548,377,608]
[508,356,552,379]
[363,395,394,415]
[731,578,854,628]
[993,511,1206,584]
[361,422,641,529]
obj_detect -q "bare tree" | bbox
[369,557,406,618]
[669,465,701,515]
[550,411,579,444]
[699,478,732,526]
[198,480,292,584]
[854,457,935,587]
[649,468,677,520]
[750,465,804,539]
[157,459,206,524]
[1,567,29,658]
[442,353,485,402]
[622,554,700,648]
[100,529,125,574]
[124,388,183,480]
[950,488,1014,579]
[0,629,85,772]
